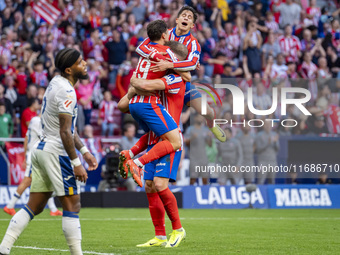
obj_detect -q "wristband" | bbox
[79,146,89,155]
[71,157,81,167]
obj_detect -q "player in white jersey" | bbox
[3,116,62,217]
[0,48,98,255]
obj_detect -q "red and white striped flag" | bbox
[32,0,61,25]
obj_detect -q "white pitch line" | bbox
[1,217,340,221]
[13,245,116,255]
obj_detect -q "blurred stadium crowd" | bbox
[0,0,340,185]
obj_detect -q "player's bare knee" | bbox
[154,181,166,192]
[145,181,155,193]
[172,139,181,151]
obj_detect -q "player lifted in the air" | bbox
[136,6,226,143]
[0,48,98,255]
[118,40,188,248]
[4,115,62,217]
[121,20,190,187]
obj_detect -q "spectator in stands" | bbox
[205,129,218,181]
[218,127,243,185]
[304,115,329,135]
[120,123,138,151]
[274,0,301,28]
[270,53,288,79]
[192,64,212,84]
[326,45,340,78]
[185,114,210,185]
[255,121,279,184]
[4,76,17,104]
[113,55,138,99]
[278,24,302,63]
[125,0,147,24]
[0,84,13,116]
[82,28,104,61]
[105,30,128,85]
[14,84,38,116]
[262,31,281,66]
[87,58,106,107]
[99,91,118,137]
[27,54,49,88]
[317,59,333,91]
[20,97,39,137]
[83,125,94,139]
[237,125,255,184]
[0,101,13,147]
[252,81,273,116]
[299,51,318,102]
[301,29,315,52]
[16,63,28,96]
[77,77,96,125]
[0,53,16,83]
[243,20,262,74]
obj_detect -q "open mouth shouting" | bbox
[181,22,188,27]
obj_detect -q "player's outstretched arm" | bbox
[59,113,88,183]
[74,131,98,171]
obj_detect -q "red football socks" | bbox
[158,188,182,230]
[138,140,174,166]
[130,133,149,157]
[147,192,166,236]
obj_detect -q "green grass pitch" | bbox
[0,208,339,254]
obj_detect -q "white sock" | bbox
[47,197,58,213]
[175,227,184,232]
[7,192,21,209]
[62,212,82,255]
[0,207,33,254]
[156,235,167,240]
[129,150,134,158]
[134,159,144,168]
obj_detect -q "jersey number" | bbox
[137,58,151,79]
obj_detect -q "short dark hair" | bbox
[28,97,39,107]
[147,20,168,41]
[177,6,198,23]
[164,41,188,61]
[123,123,136,133]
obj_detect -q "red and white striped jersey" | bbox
[136,27,201,72]
[30,71,49,87]
[265,20,279,32]
[99,100,117,123]
[278,35,301,63]
[168,27,201,71]
[0,46,11,61]
[306,6,320,26]
[130,43,178,105]
[299,61,318,101]
[324,105,340,134]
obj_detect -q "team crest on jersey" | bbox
[64,100,73,109]
[166,74,176,84]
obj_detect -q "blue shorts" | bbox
[144,145,182,182]
[129,103,178,137]
[184,82,202,106]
